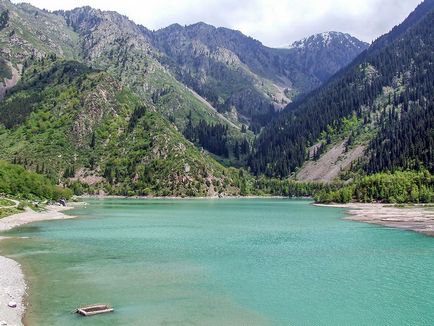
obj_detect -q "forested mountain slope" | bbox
[0,58,246,196]
[2,0,430,197]
[249,0,434,179]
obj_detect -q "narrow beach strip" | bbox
[317,203,434,236]
[0,205,76,326]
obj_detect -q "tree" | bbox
[0,10,9,30]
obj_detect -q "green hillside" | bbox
[0,58,246,196]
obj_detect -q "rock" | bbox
[8,301,17,308]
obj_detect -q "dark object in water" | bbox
[76,304,114,316]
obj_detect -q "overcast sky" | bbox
[11,0,422,47]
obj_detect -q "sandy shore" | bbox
[0,255,26,326]
[0,205,76,326]
[317,203,434,236]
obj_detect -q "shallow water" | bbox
[2,199,434,325]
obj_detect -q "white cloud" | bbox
[10,0,422,46]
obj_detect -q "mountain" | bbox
[0,58,247,196]
[0,0,367,173]
[57,7,245,137]
[248,0,434,180]
[152,24,368,130]
[0,0,78,97]
[1,0,421,197]
[287,31,369,82]
[0,1,250,196]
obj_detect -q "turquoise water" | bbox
[2,199,434,325]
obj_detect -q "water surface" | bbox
[2,199,434,325]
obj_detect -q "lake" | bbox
[2,199,434,325]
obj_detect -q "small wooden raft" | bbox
[76,304,114,316]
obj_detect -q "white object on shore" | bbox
[0,320,7,325]
[8,301,17,308]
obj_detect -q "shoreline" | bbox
[78,194,292,200]
[0,205,77,326]
[1,200,433,325]
[316,203,434,236]
[0,196,290,325]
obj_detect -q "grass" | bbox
[0,207,22,219]
[0,198,15,206]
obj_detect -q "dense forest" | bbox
[248,4,434,178]
[184,112,230,157]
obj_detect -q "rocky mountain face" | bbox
[57,8,236,131]
[0,0,78,97]
[152,24,368,129]
[287,31,369,83]
[0,0,367,133]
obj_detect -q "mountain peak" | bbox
[289,31,368,50]
[187,21,215,29]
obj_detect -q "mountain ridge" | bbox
[2,0,430,197]
[249,0,434,179]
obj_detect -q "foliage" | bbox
[253,177,342,197]
[0,161,72,200]
[0,207,22,219]
[315,170,434,204]
[184,112,230,157]
[0,198,15,206]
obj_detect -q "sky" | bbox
[11,0,422,47]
